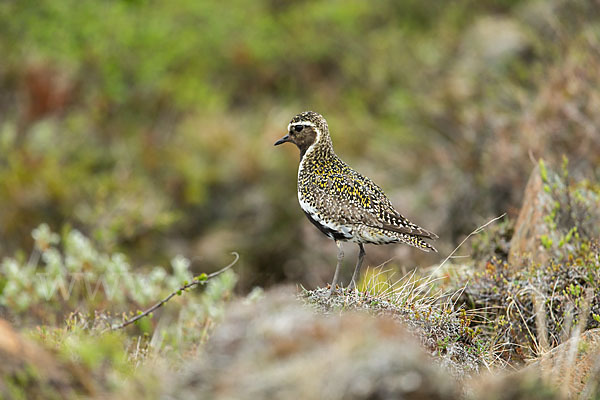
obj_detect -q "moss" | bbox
[302,282,489,378]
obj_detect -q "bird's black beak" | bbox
[274,134,291,146]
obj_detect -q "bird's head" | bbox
[274,111,329,157]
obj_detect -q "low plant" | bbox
[302,266,491,378]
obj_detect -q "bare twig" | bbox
[110,252,239,331]
[421,213,506,295]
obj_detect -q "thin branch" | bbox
[417,213,506,300]
[110,252,239,331]
[428,213,506,282]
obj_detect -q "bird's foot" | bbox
[326,284,338,298]
[348,280,364,294]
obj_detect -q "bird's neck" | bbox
[300,132,335,161]
[299,135,338,176]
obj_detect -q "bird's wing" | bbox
[319,171,438,239]
[305,173,380,226]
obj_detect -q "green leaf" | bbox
[540,234,553,249]
[539,159,548,183]
[195,273,208,282]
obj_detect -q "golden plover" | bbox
[275,111,437,296]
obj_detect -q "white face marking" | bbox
[287,120,316,133]
[293,121,321,178]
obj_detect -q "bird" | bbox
[274,111,438,297]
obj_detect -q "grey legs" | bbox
[348,243,365,291]
[328,240,344,297]
[328,242,365,296]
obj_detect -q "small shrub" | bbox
[455,164,600,362]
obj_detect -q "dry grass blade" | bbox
[422,213,506,295]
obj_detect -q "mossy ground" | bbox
[302,285,486,378]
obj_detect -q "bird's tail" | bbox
[398,232,438,253]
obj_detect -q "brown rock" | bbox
[508,161,600,269]
[508,164,551,268]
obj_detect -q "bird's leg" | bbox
[348,243,365,291]
[328,240,344,298]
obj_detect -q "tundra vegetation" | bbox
[0,0,599,398]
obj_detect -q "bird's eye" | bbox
[294,125,304,132]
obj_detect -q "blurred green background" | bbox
[1,0,599,291]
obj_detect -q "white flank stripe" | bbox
[298,197,353,239]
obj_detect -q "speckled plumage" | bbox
[291,111,437,250]
[275,111,437,293]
